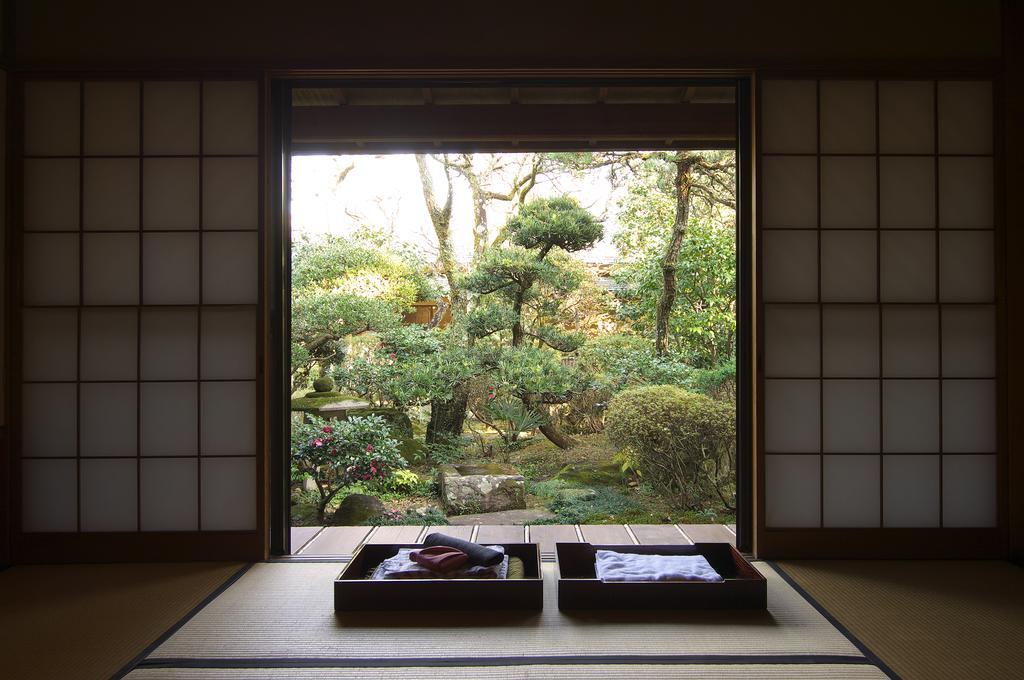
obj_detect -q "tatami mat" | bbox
[124,663,890,679]
[143,562,865,662]
[0,561,244,680]
[776,560,1024,680]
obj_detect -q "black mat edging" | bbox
[110,562,255,680]
[766,561,902,680]
[136,654,874,669]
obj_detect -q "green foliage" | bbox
[481,397,545,451]
[507,196,604,253]
[291,233,438,386]
[423,434,471,465]
[605,385,735,510]
[290,414,406,523]
[489,345,589,403]
[533,483,643,524]
[371,468,434,498]
[370,507,449,526]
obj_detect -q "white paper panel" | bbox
[200,381,257,455]
[879,157,935,228]
[24,158,79,230]
[83,81,140,155]
[141,382,197,456]
[823,380,879,453]
[765,379,820,453]
[22,309,78,381]
[202,157,258,229]
[24,81,80,156]
[143,81,200,155]
[762,230,817,302]
[202,232,258,304]
[760,80,817,153]
[80,383,137,457]
[823,455,880,527]
[22,383,77,457]
[143,232,200,304]
[819,81,875,154]
[143,158,200,229]
[881,305,938,377]
[820,156,876,228]
[80,308,138,380]
[83,233,139,304]
[203,81,259,155]
[765,455,820,528]
[883,455,940,527]
[938,157,993,229]
[937,81,993,155]
[201,308,257,379]
[942,305,995,378]
[880,231,935,302]
[201,457,257,530]
[140,308,198,380]
[878,80,934,154]
[764,305,819,377]
[942,379,996,453]
[822,306,879,377]
[83,158,139,230]
[80,459,137,532]
[820,231,876,302]
[942,455,997,527]
[761,156,817,228]
[882,380,940,453]
[141,458,199,531]
[22,459,77,532]
[939,231,994,303]
[24,233,79,305]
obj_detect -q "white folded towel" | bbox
[594,550,724,582]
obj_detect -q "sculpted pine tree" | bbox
[463,196,603,449]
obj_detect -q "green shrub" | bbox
[605,385,735,510]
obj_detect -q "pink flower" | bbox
[313,438,324,447]
[366,443,374,453]
[389,353,396,359]
[322,425,333,434]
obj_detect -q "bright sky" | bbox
[289,153,631,264]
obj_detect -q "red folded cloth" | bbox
[409,545,469,572]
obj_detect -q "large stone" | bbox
[438,464,526,514]
[331,493,384,525]
[554,461,625,486]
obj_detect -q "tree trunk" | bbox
[415,154,465,314]
[524,396,577,449]
[655,152,694,356]
[427,389,469,444]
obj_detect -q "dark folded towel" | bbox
[423,532,504,566]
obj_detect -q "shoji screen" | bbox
[760,79,999,553]
[17,79,261,547]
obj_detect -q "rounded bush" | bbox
[605,385,735,509]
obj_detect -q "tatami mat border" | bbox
[112,563,255,680]
[766,562,900,680]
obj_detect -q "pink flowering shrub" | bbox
[291,414,405,523]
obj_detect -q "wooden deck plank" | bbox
[422,525,474,541]
[289,526,323,554]
[677,524,736,546]
[579,524,634,544]
[628,524,692,545]
[474,525,526,543]
[299,526,372,555]
[527,525,579,554]
[365,525,426,544]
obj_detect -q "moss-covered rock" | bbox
[331,493,385,525]
[554,460,625,486]
[312,376,335,393]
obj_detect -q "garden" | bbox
[289,151,737,528]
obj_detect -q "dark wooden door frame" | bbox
[266,71,756,556]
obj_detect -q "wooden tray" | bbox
[555,542,766,610]
[334,542,544,611]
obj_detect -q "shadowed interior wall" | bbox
[760,79,1000,546]
[17,80,261,538]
